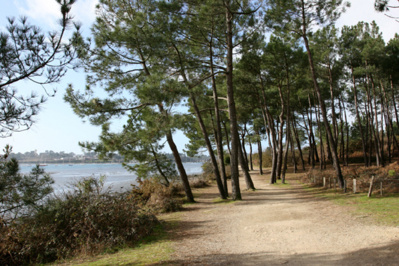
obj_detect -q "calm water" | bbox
[20,162,203,193]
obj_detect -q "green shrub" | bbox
[0,146,54,223]
[0,177,159,265]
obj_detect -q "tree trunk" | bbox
[189,94,227,199]
[210,36,229,196]
[370,72,384,166]
[365,73,381,166]
[351,64,368,166]
[259,79,278,183]
[328,62,339,145]
[303,110,315,168]
[248,134,254,171]
[343,98,349,166]
[300,0,344,188]
[276,84,285,180]
[225,2,241,200]
[315,99,326,170]
[166,130,194,202]
[257,131,264,175]
[238,140,255,190]
[292,117,305,171]
[381,80,399,156]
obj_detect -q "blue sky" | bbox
[0,0,397,155]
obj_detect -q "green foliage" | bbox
[0,145,54,223]
[0,176,159,265]
[0,0,76,136]
[224,154,231,165]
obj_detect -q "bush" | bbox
[0,177,159,265]
[132,178,183,213]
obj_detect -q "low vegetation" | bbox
[300,162,399,226]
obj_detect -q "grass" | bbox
[303,185,399,226]
[55,213,180,266]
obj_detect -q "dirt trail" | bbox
[165,171,399,265]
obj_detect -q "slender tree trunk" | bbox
[292,117,305,171]
[241,126,249,167]
[315,100,326,170]
[303,110,314,168]
[343,98,349,166]
[225,2,241,200]
[259,79,278,183]
[390,75,399,136]
[172,41,227,199]
[300,0,344,187]
[338,96,345,161]
[370,72,384,166]
[238,140,255,190]
[351,64,368,166]
[210,36,228,196]
[151,144,170,186]
[365,73,381,166]
[382,80,399,156]
[328,62,339,145]
[257,131,264,175]
[222,120,231,155]
[166,130,194,202]
[189,94,227,199]
[290,126,298,173]
[276,84,285,180]
[248,134,254,171]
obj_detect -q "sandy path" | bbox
[166,171,399,265]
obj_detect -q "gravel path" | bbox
[166,170,399,265]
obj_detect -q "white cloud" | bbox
[14,0,60,28]
[72,0,99,25]
[13,0,99,30]
[337,0,398,42]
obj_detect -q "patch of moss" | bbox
[212,198,235,204]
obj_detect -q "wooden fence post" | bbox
[380,181,383,196]
[368,176,375,198]
[323,177,326,187]
[353,179,357,194]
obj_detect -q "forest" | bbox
[1,0,399,264]
[63,0,399,202]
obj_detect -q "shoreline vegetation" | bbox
[2,156,399,265]
[51,166,399,265]
[0,162,214,265]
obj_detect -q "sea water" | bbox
[20,162,204,193]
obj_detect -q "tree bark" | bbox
[351,64,368,166]
[300,0,344,188]
[238,140,255,190]
[166,130,194,202]
[225,1,241,200]
[210,35,229,196]
[292,117,305,171]
[257,130,264,175]
[189,94,227,199]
